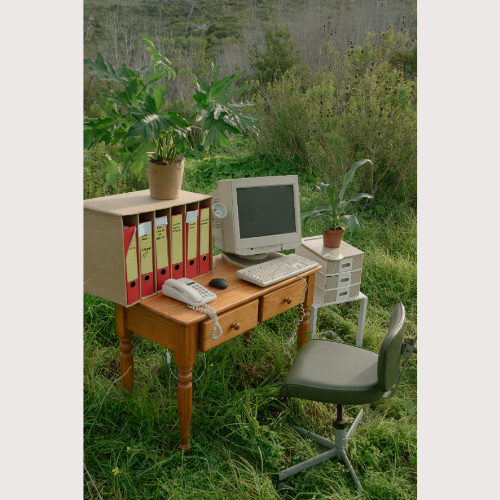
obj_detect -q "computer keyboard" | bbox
[236,255,319,287]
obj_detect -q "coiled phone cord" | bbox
[282,275,308,365]
[187,303,222,340]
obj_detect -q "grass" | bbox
[84,148,417,499]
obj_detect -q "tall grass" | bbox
[84,161,417,499]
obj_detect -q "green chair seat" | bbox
[280,340,384,405]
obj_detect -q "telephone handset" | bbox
[162,278,217,307]
[162,278,222,340]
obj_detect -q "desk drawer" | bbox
[259,279,306,322]
[200,299,259,352]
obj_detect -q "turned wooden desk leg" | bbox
[115,304,134,396]
[297,306,311,350]
[243,330,252,346]
[297,272,317,350]
[176,323,198,452]
[178,364,193,451]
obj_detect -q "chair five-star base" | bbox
[277,406,364,491]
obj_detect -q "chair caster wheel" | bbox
[276,480,287,491]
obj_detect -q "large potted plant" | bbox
[84,34,262,199]
[301,159,373,248]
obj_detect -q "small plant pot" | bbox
[323,227,344,248]
[147,157,185,200]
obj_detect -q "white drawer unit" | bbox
[299,236,368,347]
[315,269,362,291]
[296,237,363,275]
[296,236,365,307]
[314,283,361,304]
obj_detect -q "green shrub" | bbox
[310,28,417,199]
[249,71,312,174]
[184,152,314,190]
[249,25,308,87]
[249,28,417,202]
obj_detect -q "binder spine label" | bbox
[187,221,197,259]
[156,224,169,269]
[126,233,138,281]
[140,233,153,274]
[171,214,183,264]
[199,209,210,256]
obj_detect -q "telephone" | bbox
[162,278,217,307]
[162,278,222,340]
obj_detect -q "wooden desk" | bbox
[115,255,321,451]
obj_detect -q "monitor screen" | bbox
[236,185,297,239]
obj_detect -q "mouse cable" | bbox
[165,349,207,384]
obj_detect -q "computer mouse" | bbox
[209,278,228,289]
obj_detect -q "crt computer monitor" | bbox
[209,176,302,265]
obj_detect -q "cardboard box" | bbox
[84,189,213,307]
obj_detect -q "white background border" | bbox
[1,0,499,497]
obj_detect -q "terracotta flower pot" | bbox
[323,227,344,248]
[146,157,185,200]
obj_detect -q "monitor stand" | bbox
[222,251,283,268]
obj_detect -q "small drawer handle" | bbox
[231,322,240,330]
[284,297,292,304]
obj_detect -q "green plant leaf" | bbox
[211,64,221,82]
[84,128,100,149]
[126,114,160,141]
[342,214,360,235]
[93,118,117,130]
[158,112,190,128]
[84,52,128,84]
[340,193,373,213]
[349,192,373,202]
[147,71,167,85]
[224,84,252,99]
[325,185,337,213]
[339,159,372,201]
[202,115,241,149]
[103,157,122,187]
[129,155,148,179]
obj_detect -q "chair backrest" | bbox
[377,303,406,392]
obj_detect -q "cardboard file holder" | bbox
[84,189,213,307]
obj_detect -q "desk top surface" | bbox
[137,254,321,326]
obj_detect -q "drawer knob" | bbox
[231,322,240,330]
[284,297,292,304]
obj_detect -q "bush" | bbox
[249,25,308,87]
[249,28,417,202]
[310,28,417,199]
[249,71,313,174]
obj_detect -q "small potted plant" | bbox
[301,159,373,248]
[84,34,262,199]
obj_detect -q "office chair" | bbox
[277,302,416,491]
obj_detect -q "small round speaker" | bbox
[212,203,227,218]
